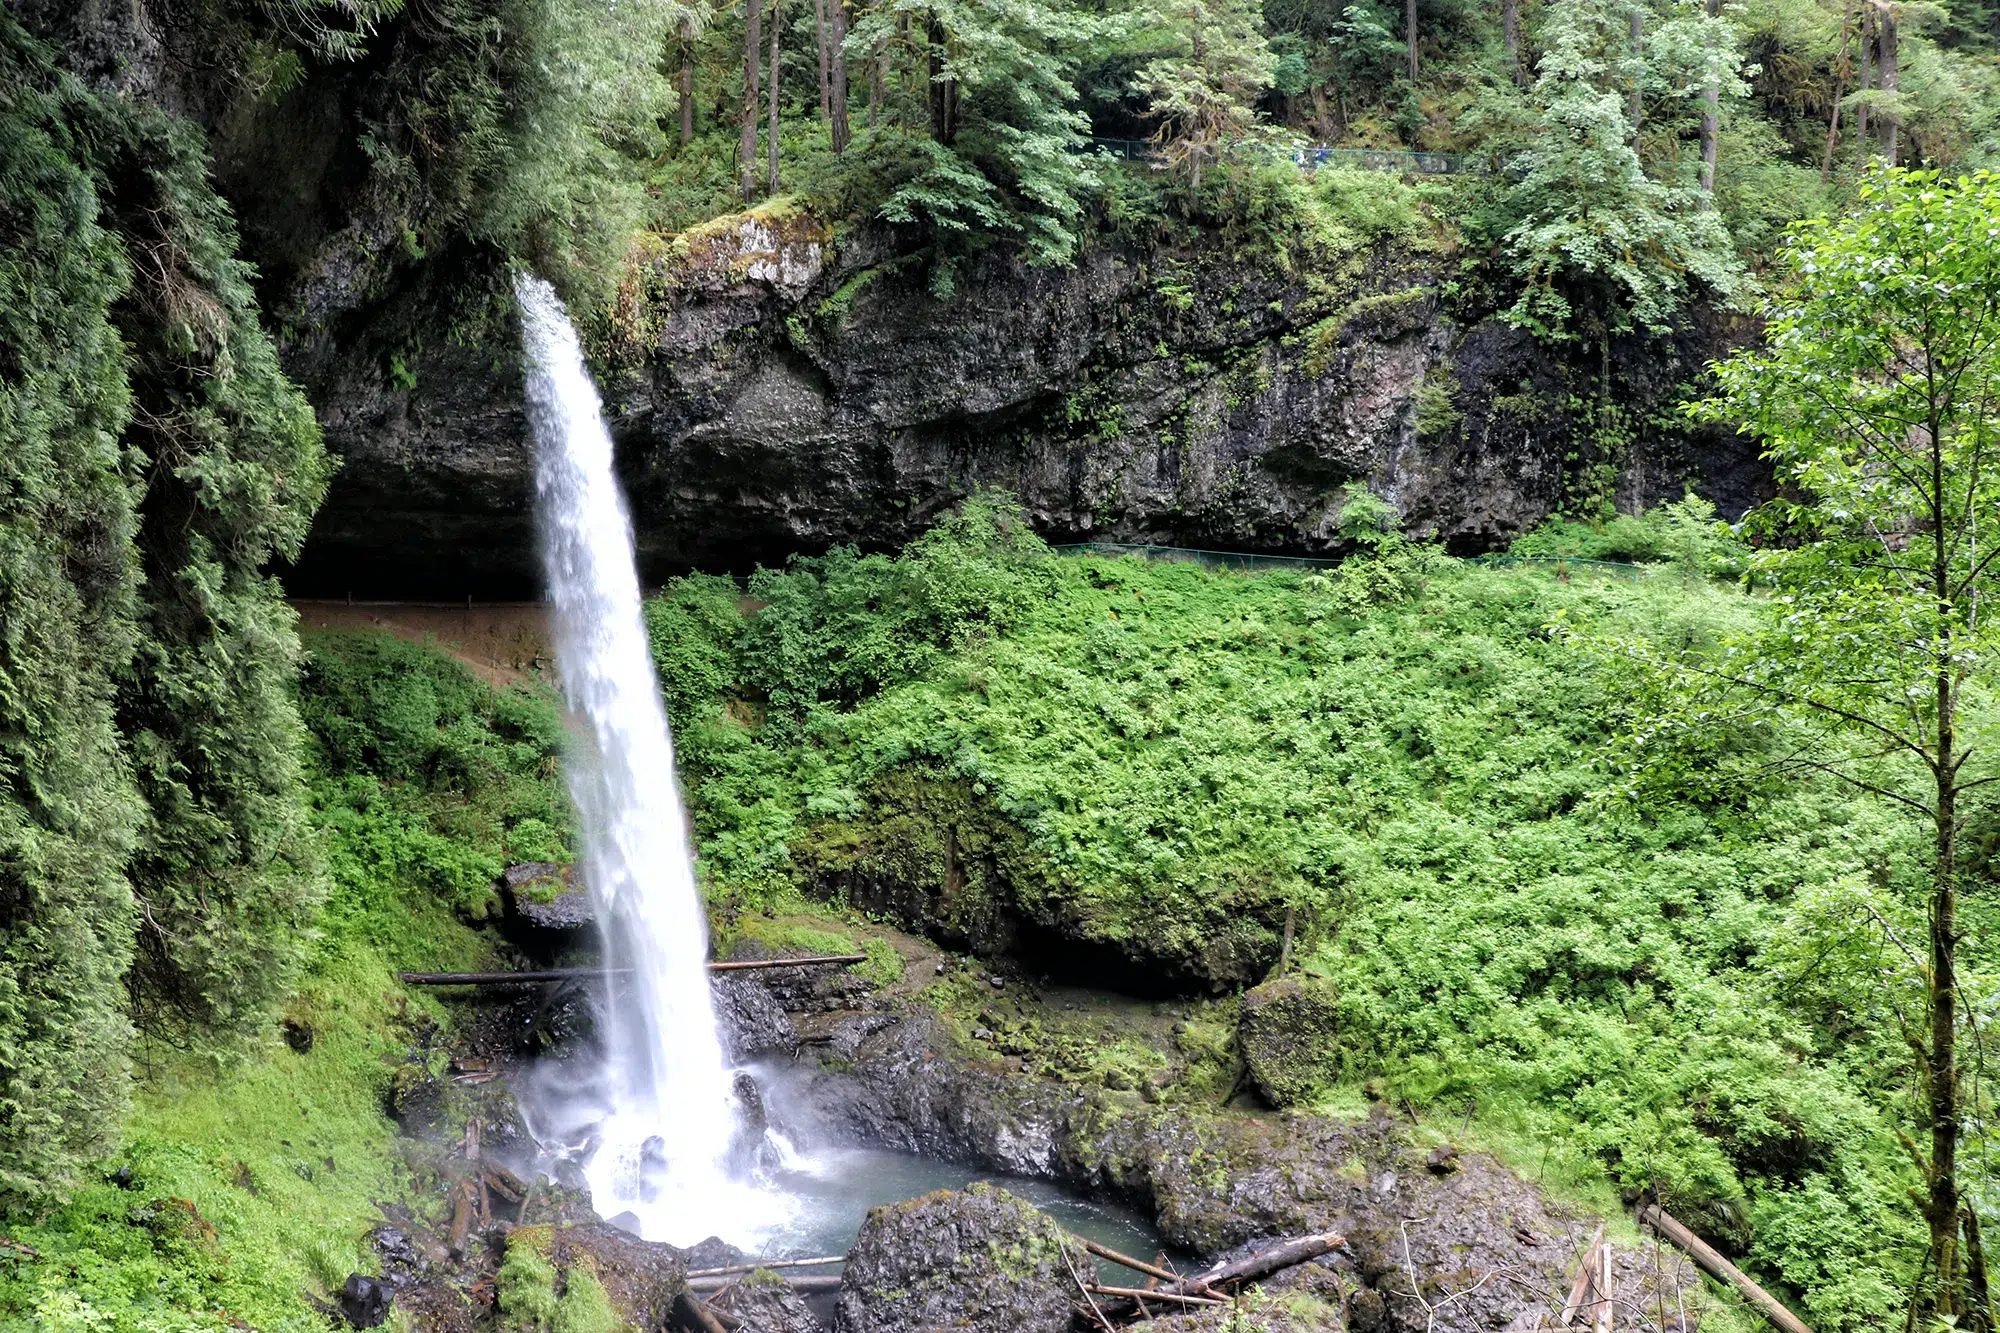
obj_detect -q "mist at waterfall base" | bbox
[513,272,790,1246]
[509,274,1171,1268]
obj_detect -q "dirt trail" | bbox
[293,601,553,688]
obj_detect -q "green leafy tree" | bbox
[852,0,1100,270]
[1602,168,2000,1319]
[1133,0,1277,189]
[1503,0,1745,336]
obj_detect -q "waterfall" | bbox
[515,273,783,1244]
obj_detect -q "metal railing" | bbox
[1053,541,1344,572]
[1086,138,1498,176]
[1054,543,1669,579]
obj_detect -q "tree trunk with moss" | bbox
[741,0,763,199]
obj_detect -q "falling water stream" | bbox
[513,272,1169,1266]
[516,273,790,1244]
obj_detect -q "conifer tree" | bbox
[1135,0,1276,189]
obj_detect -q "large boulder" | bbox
[1237,976,1341,1108]
[833,1184,1088,1333]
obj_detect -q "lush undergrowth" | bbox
[649,497,1935,1327]
[0,635,569,1332]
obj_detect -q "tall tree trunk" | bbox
[1926,412,1964,1323]
[1629,6,1645,132]
[830,0,851,151]
[1406,0,1419,80]
[1821,0,1852,181]
[679,19,696,146]
[1503,0,1522,84]
[1856,2,1873,151]
[1698,0,1721,193]
[740,0,762,201]
[1931,641,1963,1315]
[1877,0,1900,164]
[926,14,956,143]
[815,0,831,119]
[768,0,782,194]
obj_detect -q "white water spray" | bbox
[516,273,786,1244]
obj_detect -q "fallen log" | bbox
[1186,1230,1345,1290]
[687,1256,843,1278]
[1086,1284,1228,1308]
[1638,1205,1812,1333]
[1095,1229,1343,1316]
[687,1275,843,1294]
[673,1290,732,1333]
[1079,1238,1200,1290]
[397,956,868,986]
[1560,1225,1607,1327]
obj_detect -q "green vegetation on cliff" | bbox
[0,14,328,1197]
[648,497,1940,1326]
[0,633,569,1330]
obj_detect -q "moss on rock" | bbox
[833,1183,1087,1333]
[1237,976,1342,1108]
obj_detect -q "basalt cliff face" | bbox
[19,0,1769,595]
[285,209,1770,595]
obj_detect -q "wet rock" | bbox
[501,862,592,930]
[833,1184,1086,1333]
[710,1272,826,1333]
[283,200,1767,605]
[796,1009,1700,1333]
[714,970,797,1059]
[387,1064,450,1135]
[1237,977,1342,1108]
[501,1223,688,1330]
[684,1236,748,1271]
[338,1274,392,1329]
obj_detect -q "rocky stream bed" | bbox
[363,898,1715,1333]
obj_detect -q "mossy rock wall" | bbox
[792,771,1040,958]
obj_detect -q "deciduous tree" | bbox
[1606,168,2000,1323]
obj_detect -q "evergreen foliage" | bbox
[0,17,145,1199]
[101,103,333,1042]
[647,497,1937,1325]
[1500,0,1746,336]
[0,632,566,1330]
[0,15,330,1194]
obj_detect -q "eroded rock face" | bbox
[832,1184,1087,1333]
[276,202,1767,596]
[1238,976,1342,1108]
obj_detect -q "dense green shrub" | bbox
[0,14,331,1191]
[300,632,573,915]
[0,17,146,1199]
[649,497,1924,1323]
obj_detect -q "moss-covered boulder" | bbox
[1237,976,1341,1108]
[832,1184,1086,1333]
[495,1223,684,1332]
